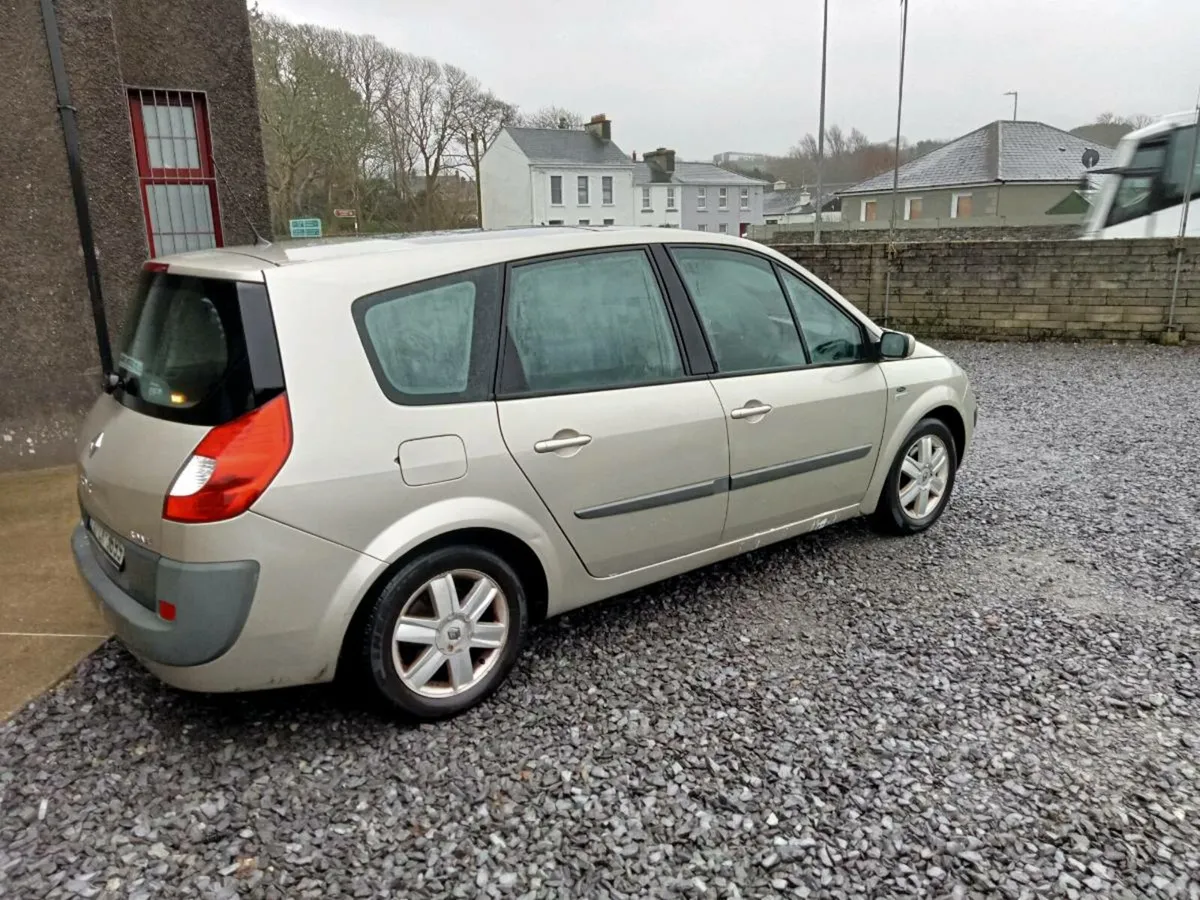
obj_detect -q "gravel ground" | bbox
[3,341,1200,900]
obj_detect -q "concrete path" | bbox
[0,466,107,719]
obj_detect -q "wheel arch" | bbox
[335,525,551,682]
[925,404,966,463]
[861,386,965,515]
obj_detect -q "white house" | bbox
[480,114,636,229]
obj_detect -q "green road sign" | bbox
[289,218,322,238]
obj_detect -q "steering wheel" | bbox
[811,338,856,361]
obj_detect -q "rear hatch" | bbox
[77,263,286,563]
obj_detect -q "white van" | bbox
[1081,110,1200,239]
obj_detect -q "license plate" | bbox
[88,517,126,570]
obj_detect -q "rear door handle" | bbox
[731,403,773,420]
[534,433,592,453]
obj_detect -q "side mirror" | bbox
[878,330,914,360]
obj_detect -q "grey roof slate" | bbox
[764,185,851,215]
[633,161,770,186]
[841,120,1115,195]
[505,126,633,167]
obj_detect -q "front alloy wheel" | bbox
[872,417,958,535]
[898,433,951,521]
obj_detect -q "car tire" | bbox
[871,417,958,536]
[360,545,528,720]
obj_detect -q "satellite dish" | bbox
[1082,148,1101,169]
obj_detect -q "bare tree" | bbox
[518,106,585,129]
[454,81,517,223]
[826,124,848,158]
[251,10,577,233]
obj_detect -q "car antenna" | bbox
[211,158,272,247]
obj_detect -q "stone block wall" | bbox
[769,238,1200,342]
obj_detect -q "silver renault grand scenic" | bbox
[72,227,976,720]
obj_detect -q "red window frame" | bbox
[127,89,223,256]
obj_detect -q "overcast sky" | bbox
[255,0,1199,160]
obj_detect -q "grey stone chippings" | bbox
[3,342,1200,899]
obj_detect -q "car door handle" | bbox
[731,403,773,420]
[534,433,593,453]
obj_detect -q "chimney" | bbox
[631,150,637,162]
[644,147,676,177]
[585,113,612,142]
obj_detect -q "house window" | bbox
[578,219,590,226]
[904,197,923,220]
[861,199,878,222]
[603,218,615,226]
[740,188,750,210]
[642,186,652,210]
[548,219,564,225]
[128,89,222,256]
[666,187,676,210]
[550,176,563,206]
[602,176,614,205]
[718,223,729,234]
[952,192,973,219]
[577,176,589,205]
[718,188,728,210]
[697,188,707,210]
[697,224,708,232]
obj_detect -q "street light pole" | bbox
[813,0,830,245]
[1004,90,1018,121]
[884,0,909,324]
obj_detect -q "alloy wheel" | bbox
[391,569,510,698]
[898,434,950,521]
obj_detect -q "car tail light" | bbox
[164,393,292,523]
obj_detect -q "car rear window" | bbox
[116,271,283,425]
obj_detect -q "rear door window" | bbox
[353,265,502,405]
[117,271,282,425]
[500,249,684,394]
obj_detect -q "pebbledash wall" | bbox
[768,238,1200,343]
[0,0,270,471]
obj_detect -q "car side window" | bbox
[670,246,808,374]
[503,249,684,394]
[776,267,867,364]
[353,265,501,405]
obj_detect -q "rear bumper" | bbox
[71,524,258,667]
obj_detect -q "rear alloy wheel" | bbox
[871,418,958,535]
[362,546,527,720]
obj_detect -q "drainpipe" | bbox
[39,0,114,381]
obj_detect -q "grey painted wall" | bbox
[680,184,765,233]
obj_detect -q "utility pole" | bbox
[1167,98,1200,336]
[884,0,909,324]
[813,0,830,245]
[1004,90,1018,121]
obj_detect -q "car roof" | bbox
[154,226,762,281]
